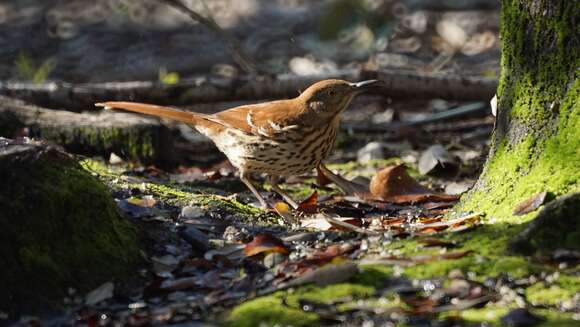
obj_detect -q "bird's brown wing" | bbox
[210,100,306,136]
[96,100,307,137]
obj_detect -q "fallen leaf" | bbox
[273,201,298,224]
[369,164,458,203]
[421,201,455,210]
[513,191,548,216]
[243,234,290,257]
[310,243,357,262]
[85,282,114,305]
[297,191,318,214]
[402,295,437,314]
[301,215,359,231]
[117,198,155,218]
[412,212,482,234]
[418,144,459,176]
[323,214,379,235]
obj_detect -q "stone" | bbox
[357,141,384,163]
[180,206,205,219]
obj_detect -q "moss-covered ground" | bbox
[83,158,579,327]
[0,146,141,314]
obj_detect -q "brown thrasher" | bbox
[96,79,381,208]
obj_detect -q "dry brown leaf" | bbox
[513,191,548,216]
[322,214,380,235]
[243,234,290,257]
[369,164,458,204]
[297,191,318,214]
[421,201,455,210]
[127,196,157,208]
[273,201,298,224]
[413,213,482,234]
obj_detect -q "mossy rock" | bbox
[0,139,141,315]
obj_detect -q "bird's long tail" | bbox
[96,101,203,125]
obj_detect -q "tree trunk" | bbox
[459,0,579,219]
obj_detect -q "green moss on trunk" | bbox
[459,0,580,221]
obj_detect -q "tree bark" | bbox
[459,0,579,220]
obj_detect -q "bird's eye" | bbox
[328,90,336,96]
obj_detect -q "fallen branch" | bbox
[0,71,498,112]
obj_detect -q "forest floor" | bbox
[2,1,579,326]
[31,102,578,326]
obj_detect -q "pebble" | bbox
[180,206,205,219]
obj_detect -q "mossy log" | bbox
[0,139,141,315]
[0,95,183,165]
[459,0,579,221]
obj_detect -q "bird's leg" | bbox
[240,172,269,209]
[269,176,299,209]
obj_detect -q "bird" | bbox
[96,79,382,209]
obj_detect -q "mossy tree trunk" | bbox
[460,0,579,219]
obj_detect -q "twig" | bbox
[157,0,257,74]
[342,102,489,133]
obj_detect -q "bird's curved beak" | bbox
[349,79,384,93]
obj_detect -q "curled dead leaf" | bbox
[513,191,548,216]
[369,164,458,203]
[297,191,319,214]
[243,234,290,257]
[273,201,298,224]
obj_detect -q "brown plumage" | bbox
[96,79,382,208]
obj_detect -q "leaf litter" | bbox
[48,97,553,326]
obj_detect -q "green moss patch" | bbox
[0,144,141,313]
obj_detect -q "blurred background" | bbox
[0,0,500,171]
[0,0,499,81]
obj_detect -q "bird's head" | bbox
[298,79,383,120]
